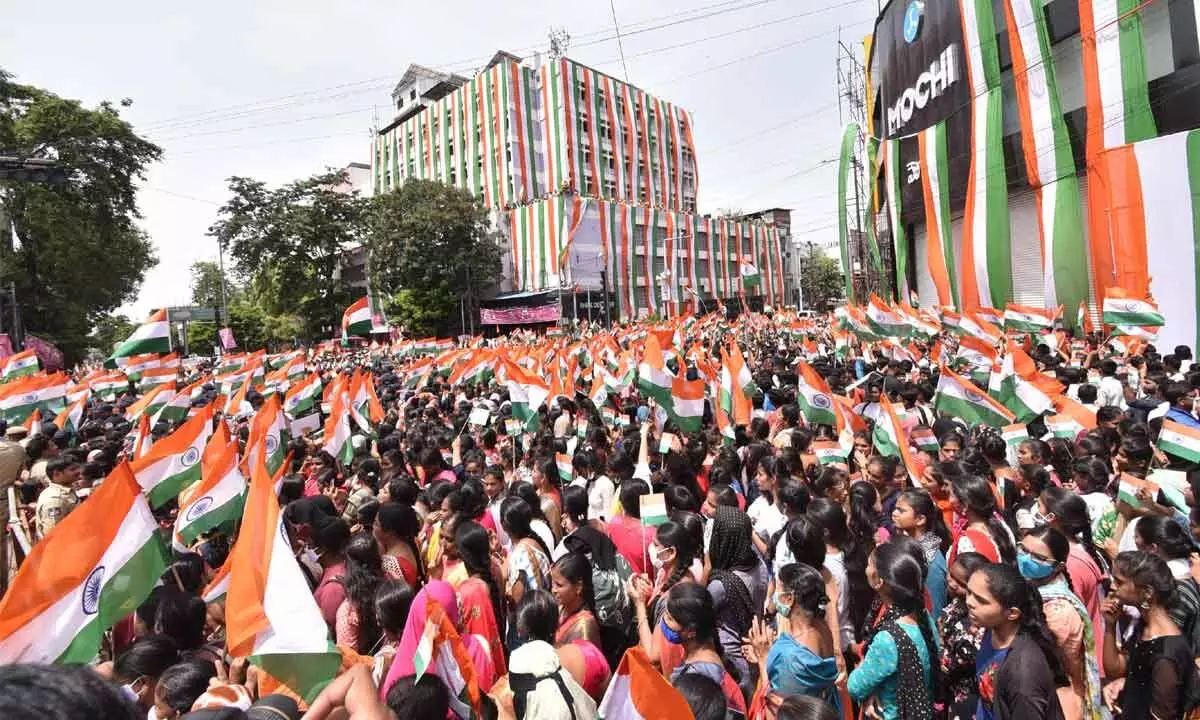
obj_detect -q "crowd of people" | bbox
[3,309,1200,720]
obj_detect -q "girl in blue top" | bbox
[848,537,940,720]
[743,562,842,716]
[892,489,952,618]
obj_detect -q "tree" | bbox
[0,69,160,363]
[800,249,844,312]
[367,180,501,336]
[89,313,135,356]
[208,171,366,340]
[189,260,229,312]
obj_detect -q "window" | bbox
[410,89,417,101]
[604,179,616,196]
[397,98,404,110]
[582,147,592,166]
[604,152,614,170]
[580,119,590,136]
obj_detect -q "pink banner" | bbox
[480,304,561,325]
[24,334,63,371]
[219,327,237,350]
[0,334,12,362]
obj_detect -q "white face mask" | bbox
[650,547,669,570]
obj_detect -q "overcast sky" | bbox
[2,0,877,319]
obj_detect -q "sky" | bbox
[2,0,879,320]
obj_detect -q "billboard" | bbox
[871,0,972,220]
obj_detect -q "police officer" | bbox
[34,457,81,539]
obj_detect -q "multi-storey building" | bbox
[372,51,786,321]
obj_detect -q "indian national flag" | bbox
[555,452,574,484]
[739,258,761,289]
[637,334,674,406]
[1157,419,1200,463]
[411,597,483,719]
[1117,473,1157,507]
[668,373,705,433]
[283,373,321,418]
[174,438,246,549]
[796,362,837,427]
[639,493,669,527]
[202,556,231,604]
[106,309,171,367]
[866,295,910,337]
[0,374,67,423]
[910,426,939,454]
[599,647,694,720]
[54,395,86,434]
[1003,303,1061,333]
[247,395,289,476]
[934,366,1015,427]
[0,463,169,663]
[1,350,39,382]
[812,439,849,466]
[321,393,354,464]
[130,404,214,507]
[873,395,923,484]
[987,351,1055,423]
[138,366,177,393]
[1102,289,1164,327]
[91,372,130,401]
[121,354,162,382]
[1046,396,1097,439]
[500,358,550,432]
[226,457,339,703]
[129,415,152,460]
[341,296,372,338]
[154,379,202,426]
[125,382,176,422]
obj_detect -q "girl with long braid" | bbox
[626,520,698,678]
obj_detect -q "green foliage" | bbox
[184,261,302,355]
[89,314,135,356]
[367,179,501,335]
[0,69,160,363]
[208,171,365,340]
[801,250,845,312]
[189,260,228,312]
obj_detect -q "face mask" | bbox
[773,591,792,618]
[660,619,683,645]
[119,680,141,704]
[1031,509,1050,527]
[1017,550,1056,581]
[299,547,319,566]
[650,547,668,571]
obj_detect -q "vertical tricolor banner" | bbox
[1004,0,1087,316]
[884,138,909,301]
[918,121,957,309]
[837,123,859,304]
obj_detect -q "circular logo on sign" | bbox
[82,566,105,615]
[186,496,214,523]
[181,447,201,467]
[812,393,833,410]
[903,0,924,43]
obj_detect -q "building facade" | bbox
[868,0,1200,335]
[372,51,787,321]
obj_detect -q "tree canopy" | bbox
[366,179,501,336]
[0,69,160,362]
[800,250,844,312]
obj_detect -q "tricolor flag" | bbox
[598,647,695,720]
[934,366,1015,427]
[910,426,940,454]
[410,597,483,718]
[873,395,923,484]
[283,373,321,419]
[247,395,290,477]
[129,414,152,460]
[668,372,705,433]
[795,362,837,427]
[202,556,231,604]
[638,493,670,528]
[555,452,574,484]
[1117,473,1157,507]
[1003,303,1061,333]
[0,463,169,663]
[125,382,176,422]
[739,258,761,289]
[90,372,130,402]
[1002,423,1030,465]
[341,296,373,338]
[130,404,214,508]
[138,366,177,393]
[106,309,171,367]
[500,358,550,432]
[1102,290,1164,327]
[225,456,339,702]
[1157,419,1200,464]
[121,354,162,382]
[154,379,203,426]
[174,438,246,549]
[54,395,86,435]
[636,334,675,407]
[321,393,354,465]
[988,351,1055,423]
[1,350,38,382]
[866,295,910,338]
[1046,396,1097,440]
[812,439,849,466]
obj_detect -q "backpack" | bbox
[593,551,633,630]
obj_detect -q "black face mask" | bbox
[509,670,577,720]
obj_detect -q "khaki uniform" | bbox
[0,438,24,594]
[35,483,78,539]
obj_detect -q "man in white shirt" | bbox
[1095,360,1127,409]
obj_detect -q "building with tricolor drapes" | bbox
[862,0,1200,350]
[371,50,789,323]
